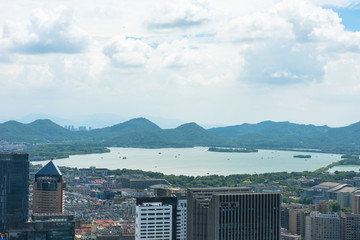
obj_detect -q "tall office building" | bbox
[135,196,187,240]
[135,202,173,240]
[187,187,280,240]
[32,161,64,214]
[305,212,341,240]
[0,153,29,232]
[176,199,187,240]
[352,194,360,213]
[288,208,311,238]
[135,197,177,240]
[341,212,360,240]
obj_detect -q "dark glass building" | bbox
[208,193,281,240]
[187,187,281,240]
[0,153,29,232]
[9,214,75,240]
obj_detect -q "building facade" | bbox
[208,193,281,240]
[187,187,280,240]
[33,161,64,214]
[352,194,360,213]
[341,212,360,240]
[176,199,187,240]
[135,202,173,240]
[135,197,179,240]
[305,212,341,240]
[9,214,75,240]
[0,153,29,232]
[288,208,310,238]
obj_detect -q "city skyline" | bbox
[1,1,360,127]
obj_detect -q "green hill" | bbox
[1,118,360,154]
[0,119,78,143]
[104,122,228,147]
[209,121,359,152]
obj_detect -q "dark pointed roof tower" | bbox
[35,161,62,181]
[33,160,64,214]
[36,160,62,176]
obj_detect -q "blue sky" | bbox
[332,5,360,31]
[1,0,360,128]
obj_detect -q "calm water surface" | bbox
[32,147,342,176]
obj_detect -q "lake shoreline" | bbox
[31,147,342,176]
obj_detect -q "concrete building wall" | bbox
[176,199,187,240]
[135,203,172,240]
[305,212,340,240]
[33,181,64,214]
[341,212,360,240]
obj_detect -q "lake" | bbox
[31,147,342,176]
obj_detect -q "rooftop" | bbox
[36,160,62,176]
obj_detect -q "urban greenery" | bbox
[22,144,110,161]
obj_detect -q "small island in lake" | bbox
[208,147,258,153]
[293,154,311,158]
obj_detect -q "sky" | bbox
[1,0,360,128]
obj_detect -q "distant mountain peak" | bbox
[176,122,204,130]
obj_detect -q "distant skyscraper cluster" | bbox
[64,125,92,131]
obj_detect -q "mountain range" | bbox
[1,118,360,153]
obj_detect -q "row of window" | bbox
[141,224,171,228]
[141,228,170,232]
[140,217,171,220]
[141,212,170,215]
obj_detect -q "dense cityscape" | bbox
[1,151,360,239]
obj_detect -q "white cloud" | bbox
[103,37,152,68]
[1,0,360,126]
[216,0,360,84]
[153,38,201,68]
[146,0,211,29]
[1,6,88,54]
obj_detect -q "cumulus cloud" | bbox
[147,0,211,29]
[217,0,360,84]
[1,6,88,54]
[103,37,152,68]
[154,38,201,68]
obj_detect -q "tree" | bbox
[329,201,341,212]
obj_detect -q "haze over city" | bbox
[1,0,360,127]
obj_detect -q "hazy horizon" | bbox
[1,1,360,128]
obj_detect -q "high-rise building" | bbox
[135,197,177,240]
[0,153,29,232]
[176,199,187,240]
[152,186,187,240]
[187,187,280,240]
[32,161,64,214]
[8,214,75,240]
[135,202,173,240]
[209,193,281,240]
[352,194,360,213]
[305,212,341,240]
[288,208,311,238]
[341,212,360,240]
